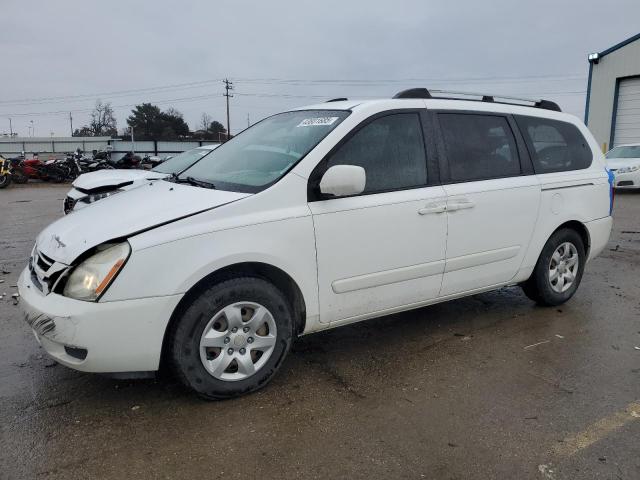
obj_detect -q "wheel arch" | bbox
[160,261,307,368]
[553,220,591,257]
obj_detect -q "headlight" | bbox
[80,189,124,205]
[63,242,130,301]
[616,165,640,174]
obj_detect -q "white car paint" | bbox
[64,144,219,213]
[605,144,640,189]
[19,97,612,376]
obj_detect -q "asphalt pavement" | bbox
[1,184,639,480]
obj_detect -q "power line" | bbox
[0,89,587,119]
[0,79,224,106]
[0,73,586,107]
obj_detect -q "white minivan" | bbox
[19,90,613,399]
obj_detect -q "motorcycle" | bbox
[7,155,28,184]
[14,152,53,181]
[0,155,12,188]
[140,154,163,169]
[109,151,142,169]
[40,157,68,182]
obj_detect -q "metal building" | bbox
[585,32,640,152]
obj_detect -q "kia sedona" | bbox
[19,89,613,399]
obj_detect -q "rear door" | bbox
[434,111,541,296]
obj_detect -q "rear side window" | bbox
[515,116,592,173]
[438,113,521,182]
[325,113,427,194]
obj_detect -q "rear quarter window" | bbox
[515,115,592,174]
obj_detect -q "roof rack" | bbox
[392,88,561,112]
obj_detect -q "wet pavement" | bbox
[1,184,639,480]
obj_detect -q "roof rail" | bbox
[326,97,348,102]
[392,88,561,112]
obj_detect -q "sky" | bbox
[1,0,639,138]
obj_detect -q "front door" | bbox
[308,111,448,323]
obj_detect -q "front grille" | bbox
[29,247,69,295]
[63,196,77,214]
[618,180,634,186]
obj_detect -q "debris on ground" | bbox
[131,405,140,411]
[555,334,565,339]
[524,340,550,350]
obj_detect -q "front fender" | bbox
[101,215,320,321]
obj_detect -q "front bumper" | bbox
[18,268,182,373]
[611,170,640,189]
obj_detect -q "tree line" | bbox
[73,100,227,140]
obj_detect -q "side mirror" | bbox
[319,165,366,197]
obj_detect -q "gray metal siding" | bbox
[586,36,640,151]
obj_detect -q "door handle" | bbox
[418,203,447,215]
[447,198,475,212]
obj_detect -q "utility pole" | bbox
[247,113,250,128]
[223,78,233,140]
[8,118,12,137]
[69,112,73,136]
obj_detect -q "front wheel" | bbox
[169,277,294,400]
[522,228,586,306]
[0,174,11,189]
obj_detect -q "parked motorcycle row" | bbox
[0,150,163,188]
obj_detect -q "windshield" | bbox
[177,110,350,192]
[606,145,640,159]
[152,146,217,174]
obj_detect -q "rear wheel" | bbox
[169,277,294,399]
[522,228,586,306]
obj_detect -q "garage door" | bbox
[613,76,640,146]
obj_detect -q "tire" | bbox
[522,228,586,306]
[0,174,11,189]
[169,277,294,400]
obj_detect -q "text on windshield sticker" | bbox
[296,117,339,127]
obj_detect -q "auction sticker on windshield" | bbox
[297,117,339,127]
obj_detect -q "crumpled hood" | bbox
[37,180,251,264]
[607,158,640,170]
[73,169,164,191]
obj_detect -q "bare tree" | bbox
[165,107,184,119]
[89,100,117,136]
[198,112,213,132]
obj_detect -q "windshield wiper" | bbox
[175,176,217,189]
